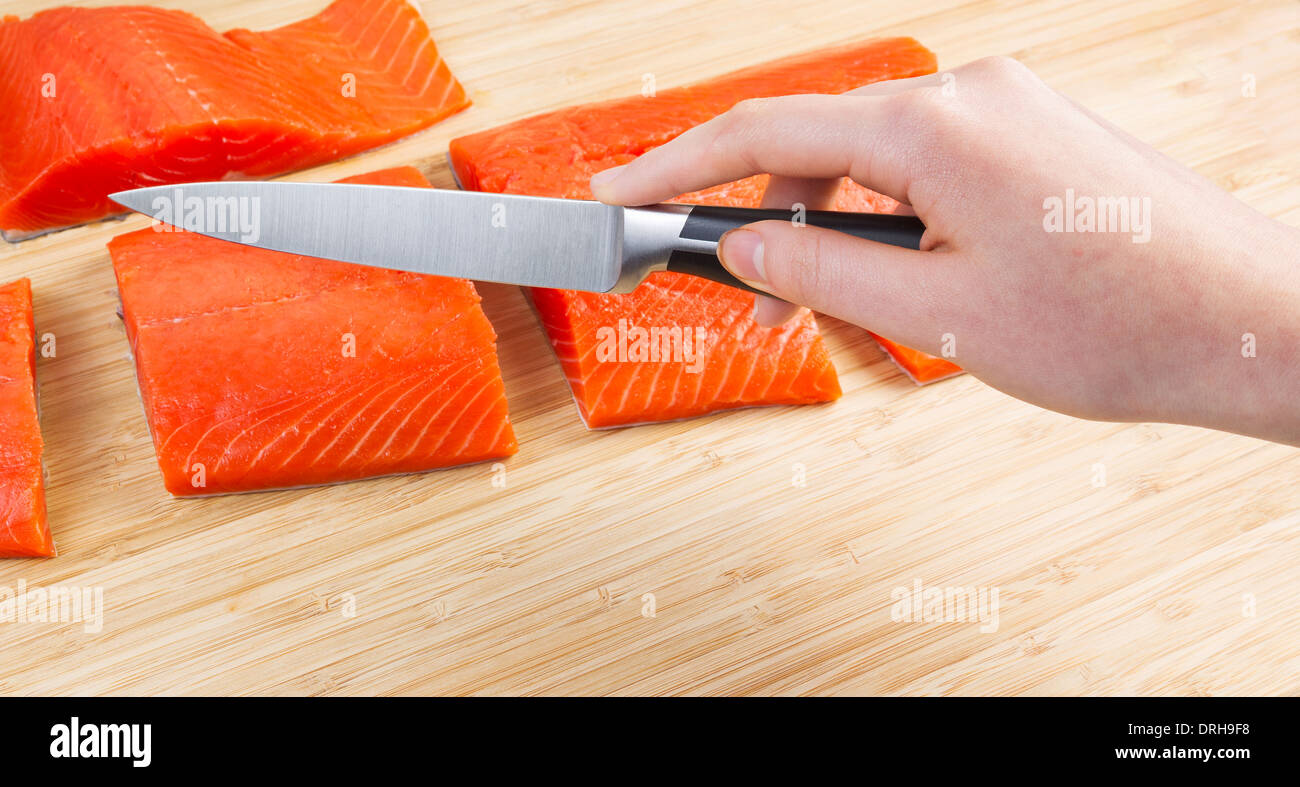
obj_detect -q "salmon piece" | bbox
[0,278,51,558]
[450,38,958,428]
[870,334,963,384]
[450,38,937,197]
[532,276,842,427]
[108,167,516,496]
[0,0,469,239]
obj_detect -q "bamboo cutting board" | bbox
[0,0,1297,696]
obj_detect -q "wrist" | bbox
[1162,219,1300,444]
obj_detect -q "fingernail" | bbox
[719,229,765,284]
[589,165,626,198]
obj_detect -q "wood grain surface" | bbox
[0,0,1296,696]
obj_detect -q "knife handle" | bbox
[657,205,926,298]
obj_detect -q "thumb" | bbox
[717,220,965,354]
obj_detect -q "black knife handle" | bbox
[664,205,926,298]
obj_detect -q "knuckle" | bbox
[772,228,825,305]
[968,54,1034,83]
[892,87,947,121]
[890,86,962,144]
[731,96,776,120]
[709,98,779,171]
[717,97,769,140]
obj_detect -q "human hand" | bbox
[590,56,1300,444]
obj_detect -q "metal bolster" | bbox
[611,205,711,293]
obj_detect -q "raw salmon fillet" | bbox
[0,0,468,238]
[529,278,842,427]
[0,278,51,558]
[450,38,957,427]
[108,167,516,496]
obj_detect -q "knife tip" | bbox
[109,188,149,214]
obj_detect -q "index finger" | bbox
[589,78,940,207]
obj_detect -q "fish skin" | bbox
[870,334,964,384]
[450,37,958,427]
[0,0,469,238]
[108,167,516,496]
[0,278,52,558]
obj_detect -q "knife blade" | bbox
[109,182,925,296]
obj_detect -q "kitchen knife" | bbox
[110,183,924,296]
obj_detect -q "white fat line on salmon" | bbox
[50,717,151,768]
[1042,188,1151,243]
[149,187,260,243]
[0,579,103,633]
[594,318,709,374]
[890,578,1000,634]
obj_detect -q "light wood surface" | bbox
[0,0,1297,696]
